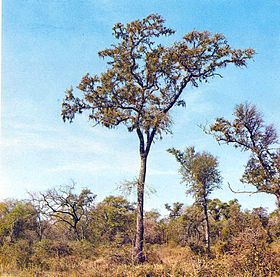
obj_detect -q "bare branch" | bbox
[227,182,258,196]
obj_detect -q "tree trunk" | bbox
[276,193,280,218]
[134,155,147,263]
[276,194,280,209]
[37,217,43,241]
[203,198,211,255]
[73,221,80,241]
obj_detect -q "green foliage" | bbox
[0,201,37,242]
[144,209,166,244]
[165,202,184,218]
[209,103,280,206]
[30,239,95,271]
[92,196,135,244]
[178,205,205,251]
[208,198,232,221]
[62,14,254,140]
[61,13,254,263]
[168,147,222,203]
[0,240,33,270]
[0,193,279,276]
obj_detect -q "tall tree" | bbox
[61,14,254,262]
[209,103,280,209]
[168,147,222,254]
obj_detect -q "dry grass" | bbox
[0,243,279,277]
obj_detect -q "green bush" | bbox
[0,240,33,270]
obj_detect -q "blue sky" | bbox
[2,0,280,214]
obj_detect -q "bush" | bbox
[0,240,33,270]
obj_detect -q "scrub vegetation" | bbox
[1,14,279,276]
[0,186,279,276]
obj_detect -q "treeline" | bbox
[0,184,279,276]
[0,103,279,276]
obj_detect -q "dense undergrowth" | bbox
[0,243,279,276]
[0,191,279,276]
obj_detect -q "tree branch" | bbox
[227,182,258,196]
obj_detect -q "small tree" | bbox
[35,184,96,240]
[168,147,222,254]
[208,198,231,221]
[144,209,164,244]
[92,196,135,244]
[0,200,39,243]
[28,193,49,241]
[61,14,254,262]
[165,202,184,219]
[209,103,280,209]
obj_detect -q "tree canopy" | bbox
[209,103,280,207]
[62,14,254,143]
[168,147,222,254]
[168,147,222,201]
[32,184,96,240]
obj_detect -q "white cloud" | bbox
[47,148,139,175]
[1,127,113,156]
[47,161,109,173]
[11,122,59,133]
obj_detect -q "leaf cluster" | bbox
[168,147,222,202]
[209,103,280,196]
[61,14,254,142]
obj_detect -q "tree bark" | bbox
[135,154,147,263]
[37,216,43,241]
[73,221,80,240]
[276,194,280,218]
[276,194,280,209]
[203,197,211,255]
